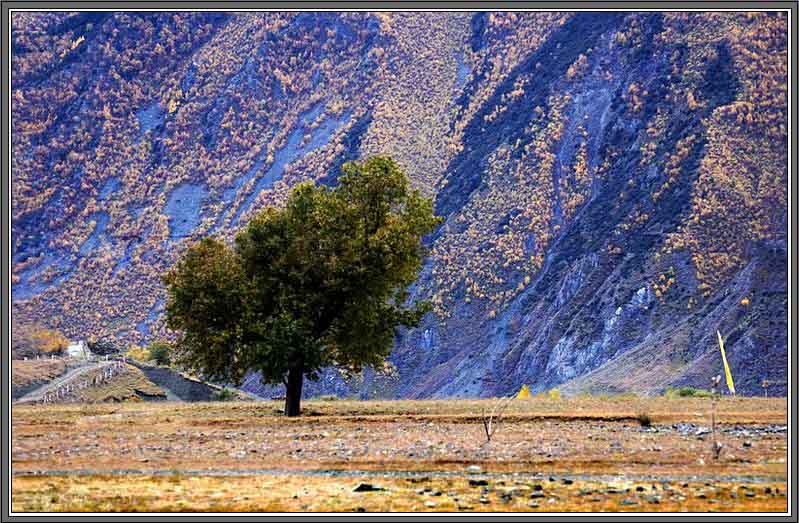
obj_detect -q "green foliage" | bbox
[147,340,171,366]
[87,337,121,356]
[212,388,238,402]
[10,12,384,345]
[163,156,441,403]
[11,13,787,388]
[664,386,714,398]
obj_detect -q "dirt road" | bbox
[15,360,115,404]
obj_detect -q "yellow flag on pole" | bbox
[717,330,735,395]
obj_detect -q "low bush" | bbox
[87,338,121,356]
[126,345,151,362]
[148,341,171,366]
[212,388,238,401]
[664,386,714,398]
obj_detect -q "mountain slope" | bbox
[11,12,788,397]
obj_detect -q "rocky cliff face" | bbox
[12,12,788,397]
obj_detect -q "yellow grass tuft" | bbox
[515,385,531,399]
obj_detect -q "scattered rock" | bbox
[469,479,488,487]
[479,497,490,504]
[424,500,437,508]
[467,465,482,472]
[353,483,385,492]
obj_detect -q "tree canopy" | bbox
[163,156,441,415]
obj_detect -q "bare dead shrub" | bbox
[480,395,515,444]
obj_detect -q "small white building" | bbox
[66,340,89,359]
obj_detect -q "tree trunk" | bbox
[284,364,304,417]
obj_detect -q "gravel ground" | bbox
[11,398,788,512]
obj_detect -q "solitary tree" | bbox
[163,156,440,416]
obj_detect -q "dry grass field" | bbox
[11,397,788,513]
[13,362,167,404]
[67,364,166,403]
[11,358,67,398]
